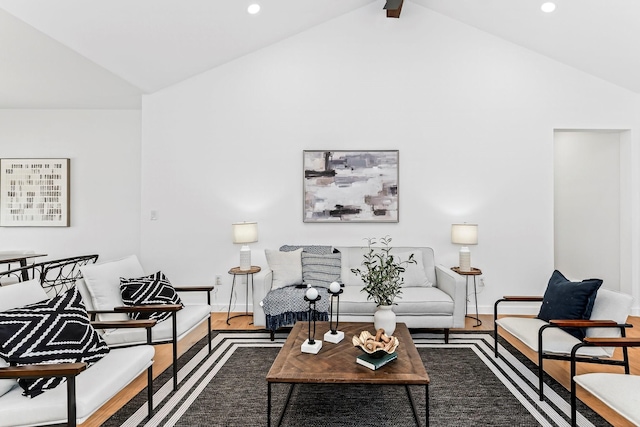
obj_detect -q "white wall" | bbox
[554,131,621,289]
[133,2,638,314]
[0,109,142,261]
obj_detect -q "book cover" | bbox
[356,351,398,370]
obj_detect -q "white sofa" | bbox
[253,246,466,341]
[0,279,155,427]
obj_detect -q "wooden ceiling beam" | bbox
[384,0,404,18]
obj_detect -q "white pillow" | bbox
[265,248,303,289]
[80,254,145,320]
[396,251,432,287]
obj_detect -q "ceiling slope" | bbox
[415,0,640,93]
[0,9,142,109]
[0,0,639,111]
[0,0,376,94]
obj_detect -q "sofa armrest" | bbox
[435,264,466,328]
[252,269,273,327]
[0,362,86,379]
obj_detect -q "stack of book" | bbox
[356,351,398,370]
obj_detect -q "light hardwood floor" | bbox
[81,313,639,426]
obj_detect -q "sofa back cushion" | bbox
[586,288,633,339]
[336,246,436,287]
[0,279,48,312]
[80,254,145,321]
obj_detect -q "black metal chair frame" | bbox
[88,287,213,391]
[494,297,631,401]
[570,337,640,427]
[0,254,99,296]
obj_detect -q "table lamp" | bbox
[301,287,322,354]
[232,221,258,271]
[451,223,478,272]
[324,281,344,344]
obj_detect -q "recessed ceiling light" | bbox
[247,4,261,15]
[541,2,556,13]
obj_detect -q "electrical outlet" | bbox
[480,278,486,287]
[215,275,222,286]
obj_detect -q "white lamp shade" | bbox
[232,222,258,244]
[451,224,478,245]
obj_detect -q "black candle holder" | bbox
[324,284,344,343]
[301,291,322,354]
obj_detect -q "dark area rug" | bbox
[105,331,610,427]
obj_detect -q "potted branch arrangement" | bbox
[351,236,416,336]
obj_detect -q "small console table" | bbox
[227,266,261,325]
[451,266,482,327]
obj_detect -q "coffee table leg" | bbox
[267,382,271,427]
[405,385,422,427]
[425,384,429,427]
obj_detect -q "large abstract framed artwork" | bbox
[303,150,399,223]
[0,158,70,227]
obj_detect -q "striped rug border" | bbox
[116,332,596,427]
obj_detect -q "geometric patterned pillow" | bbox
[119,271,183,323]
[0,287,110,397]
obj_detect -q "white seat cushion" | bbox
[100,304,211,347]
[0,345,154,427]
[338,286,453,316]
[80,255,145,321]
[496,317,611,358]
[575,373,640,425]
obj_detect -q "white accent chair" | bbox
[0,279,155,427]
[570,337,640,426]
[78,254,213,391]
[494,288,633,400]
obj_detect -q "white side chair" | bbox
[495,288,633,400]
[0,279,155,427]
[570,337,640,426]
[79,254,213,391]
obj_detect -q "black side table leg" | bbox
[226,274,237,325]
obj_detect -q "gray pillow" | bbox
[301,251,341,288]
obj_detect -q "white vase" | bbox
[374,305,396,336]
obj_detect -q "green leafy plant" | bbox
[351,236,416,307]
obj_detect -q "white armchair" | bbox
[78,255,213,391]
[0,279,155,427]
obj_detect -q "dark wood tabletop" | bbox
[266,321,429,385]
[0,253,47,264]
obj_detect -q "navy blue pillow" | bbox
[537,270,603,339]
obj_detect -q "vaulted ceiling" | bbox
[1,0,639,109]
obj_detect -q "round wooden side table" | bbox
[451,266,482,327]
[227,266,261,325]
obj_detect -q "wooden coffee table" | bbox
[266,321,430,426]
